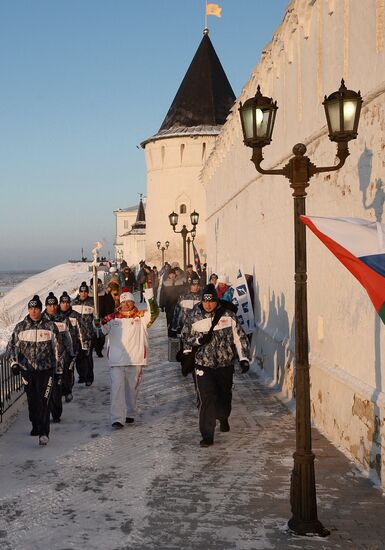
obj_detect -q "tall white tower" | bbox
[141,30,235,268]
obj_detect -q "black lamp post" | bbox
[156,240,169,265]
[239,80,362,537]
[168,210,199,270]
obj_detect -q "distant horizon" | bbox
[1,0,289,269]
[0,269,43,274]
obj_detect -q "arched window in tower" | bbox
[161,146,166,165]
[202,142,206,162]
[179,204,187,214]
[180,143,185,164]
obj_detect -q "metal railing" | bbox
[0,353,25,423]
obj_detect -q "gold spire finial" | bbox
[204,27,209,35]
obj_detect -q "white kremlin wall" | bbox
[144,134,217,266]
[202,0,385,484]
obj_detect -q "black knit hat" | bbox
[28,295,43,309]
[79,281,89,293]
[45,292,58,306]
[201,284,219,302]
[59,291,71,304]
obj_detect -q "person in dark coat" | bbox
[200,263,207,286]
[185,264,199,286]
[171,275,201,336]
[181,284,250,448]
[119,266,136,292]
[42,292,74,423]
[99,282,119,319]
[152,266,159,299]
[72,281,95,386]
[7,295,63,446]
[59,291,86,402]
[89,277,106,357]
[159,269,185,336]
[137,261,147,303]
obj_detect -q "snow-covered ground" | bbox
[0,263,92,353]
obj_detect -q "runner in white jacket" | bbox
[100,288,159,428]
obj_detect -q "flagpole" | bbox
[205,0,208,33]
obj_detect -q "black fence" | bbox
[0,353,25,423]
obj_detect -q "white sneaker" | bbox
[39,435,49,446]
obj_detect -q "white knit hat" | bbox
[120,291,135,303]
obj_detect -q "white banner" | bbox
[232,268,255,335]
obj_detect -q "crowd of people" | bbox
[6,258,252,448]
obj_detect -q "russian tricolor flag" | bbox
[300,216,385,323]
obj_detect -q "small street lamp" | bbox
[168,210,199,270]
[156,240,170,265]
[239,79,362,537]
[187,228,197,264]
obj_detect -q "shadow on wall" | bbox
[357,145,383,483]
[250,279,295,399]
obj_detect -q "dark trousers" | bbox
[49,376,63,421]
[92,334,105,356]
[25,369,54,437]
[195,365,234,441]
[62,358,74,396]
[76,348,94,384]
[165,305,176,336]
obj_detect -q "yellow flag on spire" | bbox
[206,3,222,17]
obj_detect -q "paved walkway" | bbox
[0,313,384,550]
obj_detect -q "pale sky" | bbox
[0,0,288,270]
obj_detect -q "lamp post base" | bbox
[289,452,330,537]
[288,517,330,537]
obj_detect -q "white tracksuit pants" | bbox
[110,366,143,424]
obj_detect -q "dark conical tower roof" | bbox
[135,197,146,224]
[141,31,235,146]
[129,196,146,234]
[159,32,235,131]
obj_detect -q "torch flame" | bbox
[92,241,103,264]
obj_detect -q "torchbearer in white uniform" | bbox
[99,288,159,428]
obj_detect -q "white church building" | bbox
[113,196,146,268]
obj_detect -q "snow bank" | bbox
[0,263,91,353]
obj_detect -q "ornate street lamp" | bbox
[156,240,169,265]
[239,80,362,537]
[169,211,179,228]
[168,209,199,270]
[323,79,362,143]
[239,85,278,148]
[190,210,200,226]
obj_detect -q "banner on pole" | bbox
[192,242,202,274]
[232,268,255,335]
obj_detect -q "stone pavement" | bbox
[0,313,384,550]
